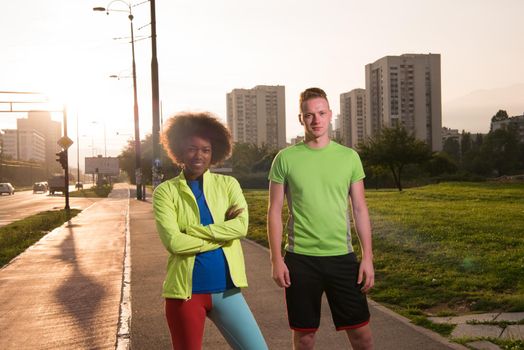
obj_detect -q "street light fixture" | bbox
[94,0,143,200]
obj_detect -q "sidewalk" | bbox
[0,183,130,349]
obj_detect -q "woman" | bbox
[153,111,267,350]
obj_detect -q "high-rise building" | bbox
[365,53,442,151]
[340,89,367,148]
[332,114,342,142]
[1,130,18,160]
[2,129,46,162]
[442,127,460,143]
[226,85,286,149]
[290,135,305,145]
[17,111,62,173]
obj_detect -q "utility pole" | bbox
[76,114,80,185]
[0,138,3,181]
[94,2,143,200]
[63,107,70,211]
[150,0,162,189]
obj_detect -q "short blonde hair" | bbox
[299,87,329,113]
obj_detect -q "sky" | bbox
[1,0,523,167]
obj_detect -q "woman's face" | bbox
[181,135,212,180]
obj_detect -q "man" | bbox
[267,87,374,350]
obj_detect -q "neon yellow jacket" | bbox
[153,170,249,299]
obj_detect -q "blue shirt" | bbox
[187,178,234,293]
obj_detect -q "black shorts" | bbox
[284,251,370,331]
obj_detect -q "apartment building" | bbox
[339,89,367,148]
[332,114,342,142]
[365,53,442,151]
[1,130,18,160]
[0,129,45,162]
[226,85,286,150]
[17,111,62,170]
[442,127,460,143]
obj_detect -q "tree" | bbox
[358,127,432,191]
[461,130,472,156]
[426,152,458,176]
[252,150,278,173]
[118,134,178,185]
[491,109,509,122]
[230,143,271,174]
[366,164,389,190]
[480,127,520,176]
[442,137,460,161]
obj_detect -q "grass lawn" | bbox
[244,182,524,319]
[0,209,80,267]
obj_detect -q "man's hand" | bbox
[225,205,244,220]
[271,258,291,288]
[358,258,375,293]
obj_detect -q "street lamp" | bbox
[94,0,143,200]
[149,0,162,189]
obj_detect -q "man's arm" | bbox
[267,181,290,288]
[349,180,375,293]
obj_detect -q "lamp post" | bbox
[94,0,142,200]
[150,0,162,189]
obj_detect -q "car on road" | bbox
[0,183,15,195]
[33,182,48,193]
[47,175,66,195]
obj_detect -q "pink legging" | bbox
[166,294,211,350]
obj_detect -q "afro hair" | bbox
[160,111,232,166]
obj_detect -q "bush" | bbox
[231,172,269,189]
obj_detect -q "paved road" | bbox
[0,188,100,227]
[130,197,467,350]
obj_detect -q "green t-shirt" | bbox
[268,141,365,256]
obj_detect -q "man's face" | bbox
[299,97,332,139]
[181,135,212,179]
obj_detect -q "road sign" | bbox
[57,136,74,150]
[85,156,120,176]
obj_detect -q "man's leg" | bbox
[285,253,324,350]
[345,324,373,350]
[293,330,316,350]
[324,253,372,349]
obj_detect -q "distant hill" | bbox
[443,84,524,133]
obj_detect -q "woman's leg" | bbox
[208,288,268,350]
[165,295,211,350]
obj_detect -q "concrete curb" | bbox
[368,301,467,350]
[116,187,132,350]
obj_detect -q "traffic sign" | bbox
[57,136,74,150]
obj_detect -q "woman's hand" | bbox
[225,205,244,220]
